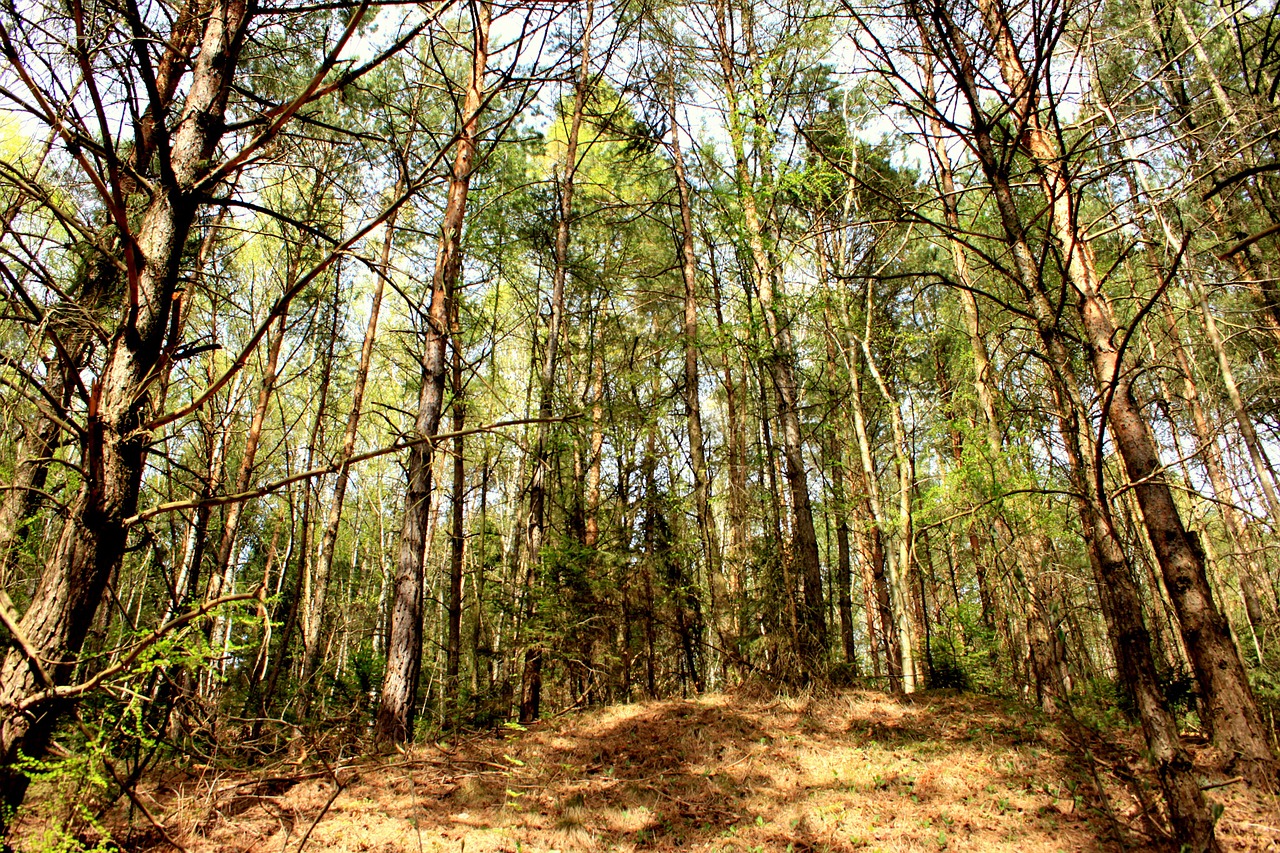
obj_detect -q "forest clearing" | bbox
[10,0,1280,848]
[11,689,1280,852]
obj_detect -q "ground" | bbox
[11,689,1280,851]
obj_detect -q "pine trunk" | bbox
[376,3,489,743]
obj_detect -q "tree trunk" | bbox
[669,78,723,687]
[257,284,338,710]
[713,0,825,670]
[302,199,401,684]
[445,300,466,728]
[707,247,748,664]
[816,241,858,668]
[825,433,857,667]
[520,0,592,724]
[1100,98,1280,657]
[975,0,1274,777]
[918,7,1221,844]
[858,328,920,692]
[584,333,604,550]
[377,2,489,743]
[0,0,253,823]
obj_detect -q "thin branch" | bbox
[127,415,576,525]
[14,588,263,713]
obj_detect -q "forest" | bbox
[4,0,1280,848]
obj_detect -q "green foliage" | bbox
[926,652,972,692]
[7,695,164,852]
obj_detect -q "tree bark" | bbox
[445,299,466,728]
[707,247,748,664]
[842,333,900,689]
[858,327,921,692]
[917,6,1221,844]
[713,0,825,669]
[0,0,254,822]
[975,0,1274,777]
[377,1,489,743]
[669,78,723,687]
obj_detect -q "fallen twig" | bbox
[293,734,350,853]
[1200,776,1245,791]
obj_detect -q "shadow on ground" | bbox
[23,689,1280,852]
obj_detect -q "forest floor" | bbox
[14,689,1280,852]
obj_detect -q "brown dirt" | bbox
[13,689,1280,851]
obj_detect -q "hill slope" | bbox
[20,690,1280,851]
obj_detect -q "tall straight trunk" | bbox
[852,475,884,680]
[247,277,340,714]
[264,365,329,697]
[1018,540,1070,716]
[842,334,899,688]
[644,420,703,693]
[302,201,401,684]
[808,309,856,670]
[445,302,466,726]
[977,0,1274,777]
[232,317,301,720]
[0,0,253,823]
[1188,288,1280,631]
[584,333,604,549]
[277,276,340,692]
[1054,376,1220,849]
[824,430,857,666]
[154,220,228,621]
[210,173,328,609]
[1094,66,1280,654]
[207,273,306,642]
[470,441,491,713]
[520,0,592,724]
[918,8,1220,846]
[813,248,857,668]
[834,484,857,668]
[377,2,489,743]
[245,497,301,725]
[713,0,825,667]
[669,79,724,685]
[755,365,796,658]
[641,486,659,699]
[1171,3,1249,152]
[707,249,748,658]
[165,369,238,624]
[858,328,920,692]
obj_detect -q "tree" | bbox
[378,1,491,744]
